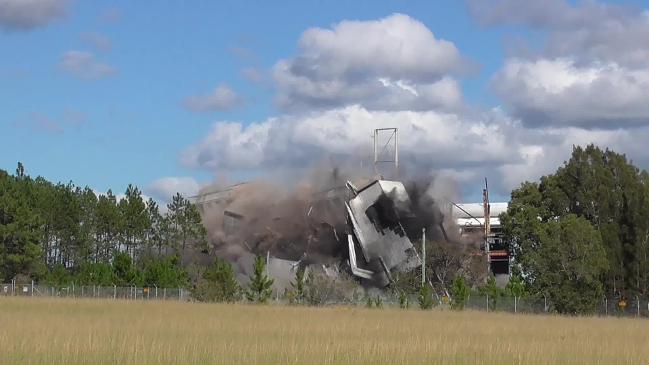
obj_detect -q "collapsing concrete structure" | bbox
[192,179,422,290]
[345,180,420,286]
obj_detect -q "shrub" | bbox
[450,276,470,310]
[192,258,241,303]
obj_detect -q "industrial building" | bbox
[451,202,510,277]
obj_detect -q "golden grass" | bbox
[0,297,646,364]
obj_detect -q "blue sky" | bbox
[2,0,649,203]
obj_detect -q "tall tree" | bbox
[537,215,608,314]
[503,145,649,300]
[95,190,121,262]
[166,193,207,262]
[119,185,149,258]
[0,164,45,281]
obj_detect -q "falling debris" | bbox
[345,180,421,286]
[192,175,435,290]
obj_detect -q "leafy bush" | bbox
[304,270,359,306]
[75,262,115,285]
[418,284,434,310]
[398,291,409,309]
[450,276,470,310]
[141,255,188,288]
[288,266,306,304]
[479,275,504,310]
[193,258,241,303]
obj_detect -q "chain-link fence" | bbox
[3,281,649,318]
[0,281,187,301]
[403,294,649,317]
[264,291,649,318]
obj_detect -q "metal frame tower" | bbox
[373,128,399,179]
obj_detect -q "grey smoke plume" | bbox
[194,164,475,279]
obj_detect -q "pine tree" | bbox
[450,275,470,310]
[246,255,274,303]
[193,258,240,302]
[480,275,503,311]
[398,291,409,309]
[290,266,306,304]
[166,193,207,262]
[418,283,434,310]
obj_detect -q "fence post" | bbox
[72,282,75,298]
[155,286,158,299]
[637,296,640,317]
[163,288,166,300]
[486,294,489,312]
[134,286,137,300]
[179,287,182,301]
[31,280,34,297]
[605,297,608,316]
[81,286,84,297]
[113,285,117,300]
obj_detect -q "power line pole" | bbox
[421,228,426,286]
[483,177,491,273]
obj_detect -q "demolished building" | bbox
[345,180,420,287]
[192,179,423,292]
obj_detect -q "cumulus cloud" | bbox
[0,0,68,31]
[147,177,202,202]
[181,105,512,173]
[58,51,117,80]
[180,10,649,197]
[470,0,649,129]
[273,13,466,112]
[468,0,649,67]
[183,84,242,112]
[493,58,649,127]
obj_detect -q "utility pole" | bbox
[421,228,426,286]
[483,177,491,273]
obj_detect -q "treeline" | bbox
[501,145,649,314]
[0,163,207,287]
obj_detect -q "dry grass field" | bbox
[0,297,647,364]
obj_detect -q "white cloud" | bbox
[497,125,649,190]
[147,177,201,202]
[468,0,649,67]
[470,0,649,129]
[180,11,649,198]
[273,13,465,112]
[0,0,68,31]
[183,84,242,112]
[58,51,117,80]
[181,105,511,173]
[494,58,649,127]
[181,119,273,170]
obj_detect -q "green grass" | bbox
[0,297,646,364]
